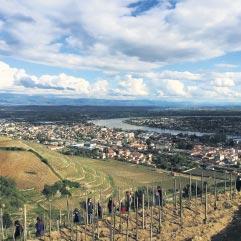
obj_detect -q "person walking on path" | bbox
[35,217,45,238]
[107,197,115,215]
[14,220,23,240]
[97,202,103,219]
[73,209,81,224]
[86,198,94,224]
[236,173,241,192]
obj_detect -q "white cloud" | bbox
[0,61,109,97]
[215,63,238,68]
[144,71,202,82]
[114,75,149,96]
[92,80,109,96]
[0,61,26,89]
[211,77,235,87]
[161,79,189,97]
[1,60,241,101]
[0,0,241,72]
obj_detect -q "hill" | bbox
[2,136,241,240]
[1,93,241,107]
[0,137,181,210]
[0,150,59,191]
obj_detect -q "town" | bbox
[1,118,241,172]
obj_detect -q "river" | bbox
[91,118,207,136]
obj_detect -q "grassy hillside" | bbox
[0,150,59,190]
[0,136,192,211]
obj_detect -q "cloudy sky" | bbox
[0,0,241,101]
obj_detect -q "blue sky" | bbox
[0,0,241,101]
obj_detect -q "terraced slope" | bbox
[1,137,191,211]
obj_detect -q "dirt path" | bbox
[211,205,241,241]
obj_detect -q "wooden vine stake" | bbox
[214,172,217,210]
[92,199,96,241]
[23,204,27,241]
[85,197,89,225]
[195,180,198,200]
[142,192,145,229]
[150,206,153,241]
[204,182,208,224]
[49,201,52,238]
[224,171,227,194]
[201,171,204,202]
[113,206,116,241]
[0,208,4,241]
[135,198,138,240]
[125,213,129,241]
[147,186,150,210]
[173,178,177,210]
[66,195,70,227]
[189,173,192,201]
[84,209,87,241]
[158,195,162,234]
[179,181,183,227]
[230,172,232,199]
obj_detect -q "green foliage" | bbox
[0,147,25,151]
[62,179,80,188]
[3,213,12,228]
[42,179,80,198]
[0,176,25,211]
[154,153,197,171]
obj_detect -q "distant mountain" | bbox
[0,93,241,108]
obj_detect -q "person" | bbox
[156,186,163,206]
[107,197,115,214]
[35,217,44,238]
[86,198,94,224]
[236,173,241,192]
[97,202,103,219]
[120,200,126,214]
[126,191,132,212]
[73,209,81,224]
[14,220,23,240]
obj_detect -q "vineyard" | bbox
[1,171,240,240]
[0,136,240,240]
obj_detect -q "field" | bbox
[0,137,191,212]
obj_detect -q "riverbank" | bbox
[91,118,208,136]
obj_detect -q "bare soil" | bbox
[27,193,241,241]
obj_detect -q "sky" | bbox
[0,0,241,102]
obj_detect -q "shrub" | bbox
[42,180,80,198]
[3,213,12,228]
[0,176,25,211]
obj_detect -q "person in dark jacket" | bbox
[14,220,23,240]
[107,197,115,214]
[86,198,94,224]
[125,191,132,212]
[35,217,44,237]
[236,173,241,192]
[73,209,81,224]
[120,200,126,214]
[156,186,163,206]
[97,202,103,219]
